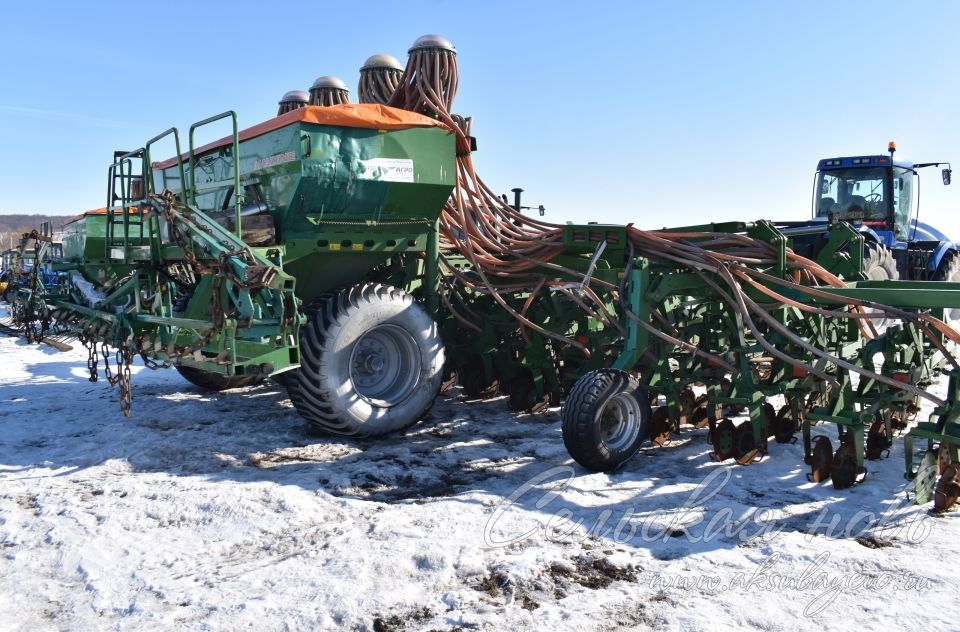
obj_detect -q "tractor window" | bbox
[892,166,913,241]
[815,173,840,216]
[814,167,888,220]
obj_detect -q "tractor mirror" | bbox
[943,168,952,186]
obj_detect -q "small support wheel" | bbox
[808,436,833,483]
[561,369,651,472]
[774,404,797,444]
[761,402,777,439]
[713,418,736,461]
[866,416,892,461]
[678,386,696,424]
[689,394,713,429]
[439,365,458,395]
[913,450,939,505]
[938,442,956,473]
[831,441,860,489]
[934,463,960,513]
[506,369,536,411]
[649,406,672,446]
[460,355,499,399]
[732,422,761,465]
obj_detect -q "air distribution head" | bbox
[409,34,456,54]
[358,54,404,104]
[360,54,403,72]
[279,89,309,104]
[311,76,349,91]
[309,76,350,106]
[277,90,309,116]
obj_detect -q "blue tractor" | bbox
[810,142,955,286]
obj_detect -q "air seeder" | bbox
[33,102,455,436]
[7,35,960,512]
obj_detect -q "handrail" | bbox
[189,112,241,238]
[145,128,185,199]
[106,152,142,250]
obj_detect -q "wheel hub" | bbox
[358,353,385,375]
[599,392,643,451]
[349,324,422,407]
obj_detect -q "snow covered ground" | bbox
[1,330,959,631]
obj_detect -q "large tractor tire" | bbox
[863,242,899,280]
[935,253,960,330]
[176,365,261,391]
[862,242,899,333]
[561,369,651,472]
[288,283,445,437]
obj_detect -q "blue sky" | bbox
[1,0,958,233]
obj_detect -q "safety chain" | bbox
[98,331,136,417]
[137,339,172,370]
[153,190,274,292]
[79,332,98,383]
[118,346,134,417]
[65,192,291,416]
[141,191,278,359]
[75,325,136,416]
[100,342,118,386]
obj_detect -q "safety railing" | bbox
[189,111,242,239]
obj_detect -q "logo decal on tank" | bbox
[357,158,415,183]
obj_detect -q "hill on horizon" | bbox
[0,214,70,250]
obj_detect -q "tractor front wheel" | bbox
[936,253,960,329]
[289,283,445,436]
[561,369,650,472]
[862,243,899,332]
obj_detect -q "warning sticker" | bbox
[357,158,415,183]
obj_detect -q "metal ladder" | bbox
[105,149,149,260]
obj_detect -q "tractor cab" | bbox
[812,143,952,244]
[813,153,914,241]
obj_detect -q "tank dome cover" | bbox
[361,54,403,71]
[311,76,348,91]
[279,90,309,104]
[409,34,455,53]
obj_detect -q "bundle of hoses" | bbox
[379,35,960,405]
[358,55,405,105]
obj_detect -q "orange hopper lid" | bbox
[152,104,453,170]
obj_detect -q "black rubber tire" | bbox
[288,283,444,437]
[175,365,259,391]
[458,354,499,399]
[863,242,898,280]
[561,369,651,472]
[862,242,899,331]
[935,252,960,329]
[270,370,296,389]
[935,253,960,283]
